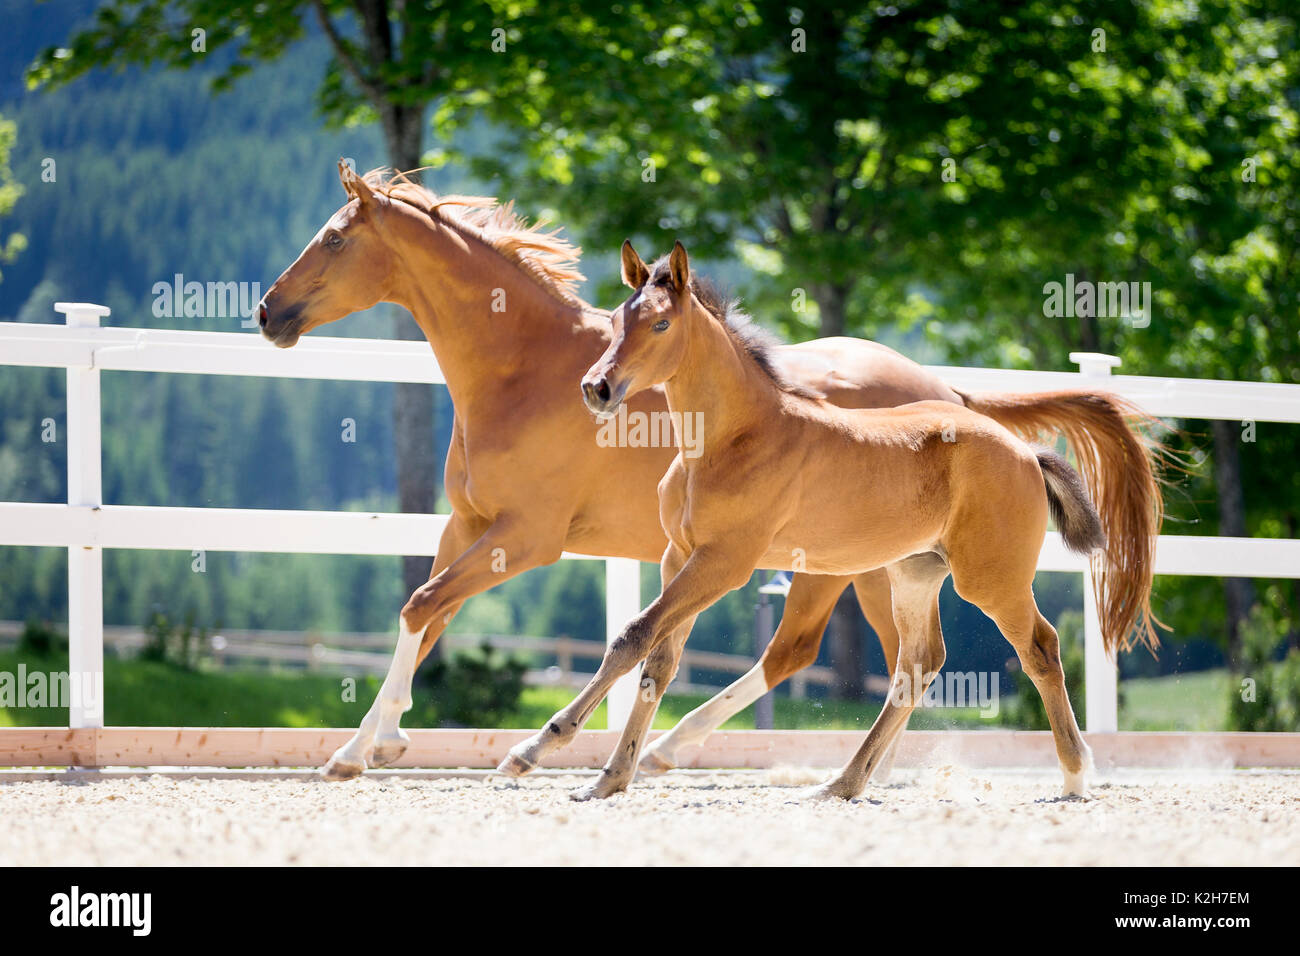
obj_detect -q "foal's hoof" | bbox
[321,755,366,782]
[496,748,538,778]
[802,779,858,802]
[370,730,411,768]
[569,774,628,802]
[636,748,677,777]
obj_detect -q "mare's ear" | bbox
[338,159,375,206]
[621,239,649,289]
[668,240,690,293]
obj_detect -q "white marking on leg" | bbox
[375,619,426,737]
[1063,741,1094,796]
[643,665,770,769]
[328,619,423,771]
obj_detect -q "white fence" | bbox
[2,303,1300,737]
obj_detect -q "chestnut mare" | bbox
[259,164,1159,783]
[499,240,1162,802]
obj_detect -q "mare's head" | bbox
[581,240,699,416]
[257,160,398,347]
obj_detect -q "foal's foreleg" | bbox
[322,518,558,781]
[572,547,697,800]
[639,571,849,775]
[498,547,755,778]
[571,617,696,800]
[808,553,949,801]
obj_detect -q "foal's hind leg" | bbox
[984,598,1092,796]
[499,545,758,777]
[639,571,849,775]
[807,553,949,801]
[850,570,908,784]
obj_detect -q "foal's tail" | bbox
[1036,449,1106,556]
[960,389,1166,656]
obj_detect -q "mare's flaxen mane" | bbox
[362,169,585,305]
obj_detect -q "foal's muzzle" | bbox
[581,374,625,418]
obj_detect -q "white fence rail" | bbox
[0,621,849,698]
[2,304,1300,737]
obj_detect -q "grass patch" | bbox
[0,651,1232,732]
[1119,668,1231,731]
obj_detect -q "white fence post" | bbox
[1071,351,1121,732]
[604,557,641,731]
[57,302,110,729]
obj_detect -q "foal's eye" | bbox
[652,319,670,333]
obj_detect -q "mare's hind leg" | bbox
[983,597,1092,796]
[639,572,849,775]
[807,552,949,801]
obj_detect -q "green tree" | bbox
[460,0,1297,675]
[27,1,536,627]
[908,3,1300,662]
[0,114,26,282]
[452,0,1211,690]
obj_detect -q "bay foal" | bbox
[501,241,1154,801]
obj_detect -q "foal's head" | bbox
[256,160,397,348]
[581,240,699,416]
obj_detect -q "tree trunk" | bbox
[1211,419,1254,668]
[814,280,849,337]
[383,108,442,657]
[829,586,866,701]
[1289,514,1300,652]
[814,281,863,699]
[1074,267,1101,352]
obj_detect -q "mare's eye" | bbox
[325,233,344,248]
[652,319,670,332]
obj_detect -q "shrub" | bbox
[17,618,67,658]
[418,640,527,727]
[140,610,206,671]
[1227,605,1300,732]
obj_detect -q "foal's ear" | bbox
[668,240,690,293]
[621,239,649,289]
[337,159,375,206]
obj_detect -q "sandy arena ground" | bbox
[1,766,1297,866]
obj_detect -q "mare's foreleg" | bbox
[322,517,560,780]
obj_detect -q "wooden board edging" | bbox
[1,728,1298,770]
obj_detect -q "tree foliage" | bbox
[7,0,1299,687]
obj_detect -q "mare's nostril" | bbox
[596,380,611,403]
[258,303,268,329]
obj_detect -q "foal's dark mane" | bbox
[647,257,817,399]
